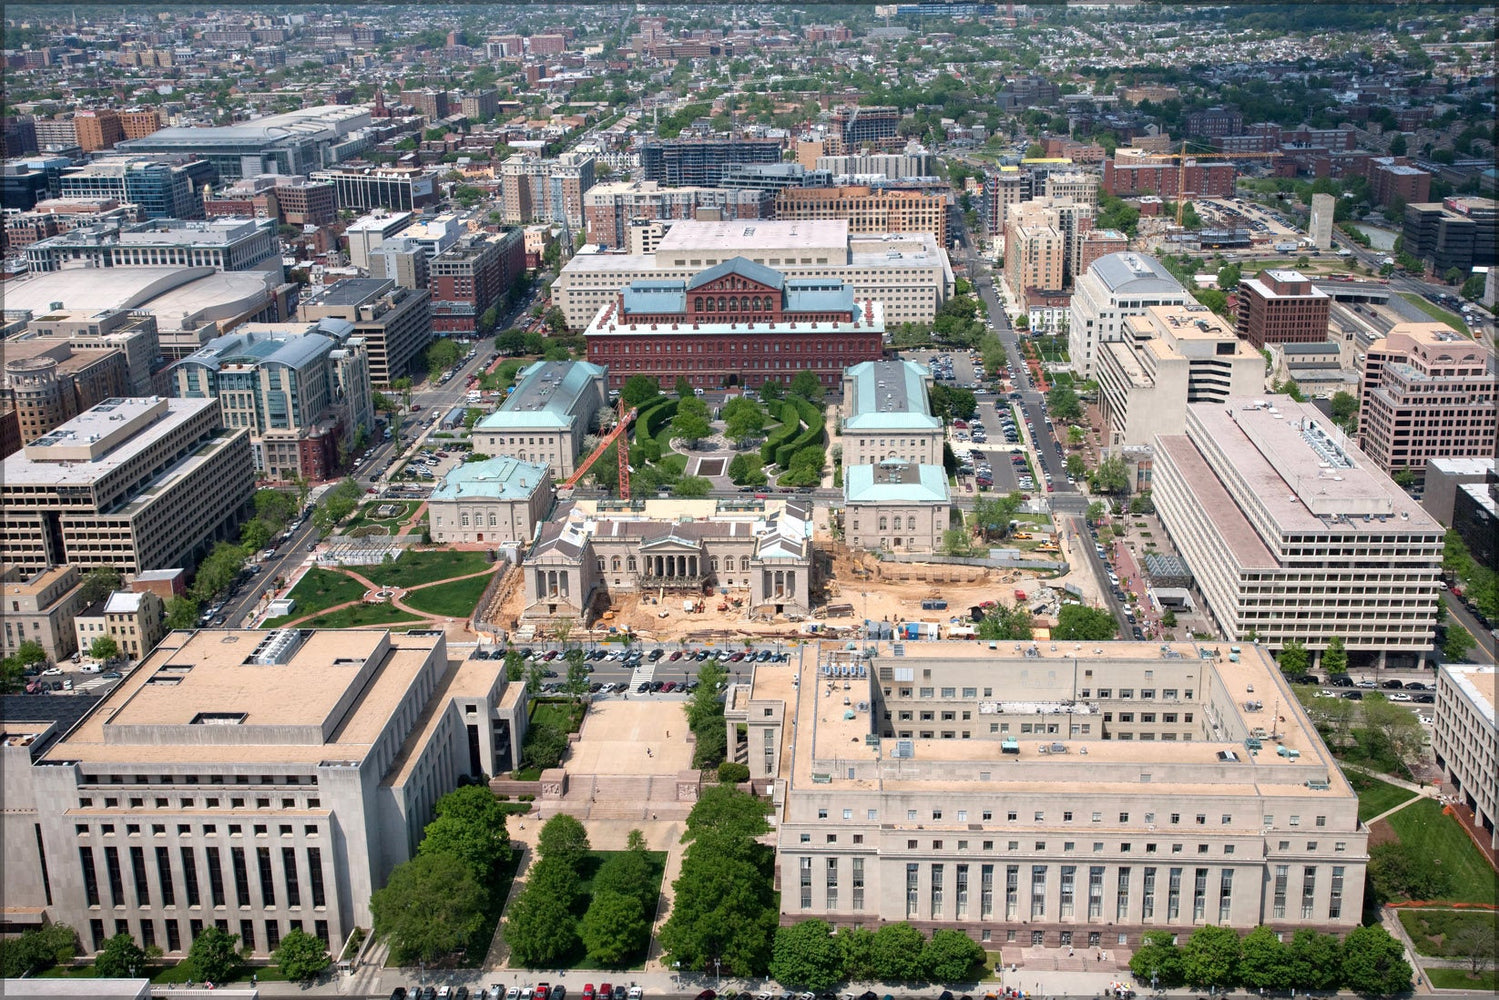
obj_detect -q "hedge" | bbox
[773,398,826,469]
[760,400,803,464]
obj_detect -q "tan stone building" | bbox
[842,460,951,554]
[74,590,165,662]
[471,361,608,478]
[840,360,944,467]
[428,457,554,546]
[1432,665,1497,850]
[727,641,1367,946]
[774,186,948,245]
[0,565,88,663]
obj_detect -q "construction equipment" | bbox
[1159,141,1285,227]
[564,397,637,495]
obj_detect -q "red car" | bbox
[584,986,596,1000]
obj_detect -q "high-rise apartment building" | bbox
[299,278,432,387]
[0,628,529,960]
[1357,323,1497,483]
[640,139,783,187]
[118,109,164,141]
[1097,304,1265,447]
[833,105,902,148]
[583,181,772,248]
[15,308,163,395]
[73,110,124,153]
[1005,219,1065,302]
[1235,270,1331,350]
[1154,398,1443,668]
[1308,193,1335,250]
[366,238,430,291]
[499,153,596,228]
[428,230,527,335]
[1068,254,1190,379]
[774,185,948,245]
[1044,171,1101,211]
[399,88,450,120]
[0,396,255,575]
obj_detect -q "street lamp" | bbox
[713,957,722,986]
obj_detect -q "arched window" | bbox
[711,556,720,571]
[461,513,470,526]
[728,297,738,312]
[717,296,726,311]
[489,512,498,526]
[611,556,622,571]
[752,296,762,311]
[627,556,637,572]
[740,556,751,571]
[705,298,715,312]
[908,516,917,530]
[694,297,704,311]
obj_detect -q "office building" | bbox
[583,258,883,392]
[1432,665,1497,850]
[1308,193,1334,251]
[834,106,902,147]
[118,105,377,182]
[74,590,165,662]
[14,307,162,398]
[3,113,40,158]
[428,456,554,545]
[0,628,529,959]
[1068,254,1191,379]
[1401,198,1497,275]
[1184,106,1245,139]
[208,176,335,228]
[1097,305,1265,448]
[72,110,124,153]
[314,165,438,214]
[1367,159,1432,210]
[429,230,527,335]
[1448,470,1498,573]
[840,360,944,467]
[1044,172,1101,211]
[367,238,430,291]
[734,640,1366,942]
[719,163,834,192]
[1421,457,1494,528]
[400,88,450,121]
[583,181,772,249]
[171,320,374,483]
[458,89,499,123]
[1236,270,1332,350]
[1153,398,1443,668]
[1102,158,1236,199]
[118,109,163,142]
[842,459,950,553]
[775,186,948,246]
[471,361,608,478]
[500,152,595,228]
[0,397,255,576]
[556,220,952,330]
[816,148,936,180]
[524,498,814,623]
[24,218,281,277]
[640,139,784,187]
[299,279,432,388]
[1357,323,1497,484]
[344,211,414,269]
[0,565,87,663]
[2,339,132,452]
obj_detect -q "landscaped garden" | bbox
[401,571,496,617]
[363,549,493,588]
[342,499,421,535]
[297,603,422,630]
[1397,908,1498,958]
[1376,798,1497,904]
[1348,770,1417,822]
[261,567,366,627]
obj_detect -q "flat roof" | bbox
[345,212,413,233]
[3,565,76,598]
[844,461,950,503]
[1443,664,1496,723]
[41,629,442,766]
[301,277,392,308]
[654,219,848,253]
[430,456,550,502]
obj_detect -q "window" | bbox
[1219,869,1234,922]
[1117,867,1131,920]
[1193,867,1208,921]
[1301,866,1317,919]
[1273,865,1288,919]
[1030,865,1047,919]
[1005,865,1019,920]
[1329,866,1344,919]
[1166,867,1182,920]
[1142,867,1156,918]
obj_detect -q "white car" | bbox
[42,667,64,676]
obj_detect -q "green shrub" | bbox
[717,761,751,784]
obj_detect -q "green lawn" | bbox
[1426,967,1497,992]
[1399,293,1470,334]
[1348,770,1418,822]
[343,499,420,533]
[261,567,365,627]
[301,603,423,630]
[1397,908,1499,958]
[1382,798,1498,905]
[362,549,493,588]
[402,571,496,617]
[530,697,586,733]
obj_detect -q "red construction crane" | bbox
[564,397,636,494]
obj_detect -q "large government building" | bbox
[554,219,953,331]
[0,628,529,957]
[729,640,1365,944]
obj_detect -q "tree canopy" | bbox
[372,850,487,965]
[1053,604,1118,641]
[272,927,330,984]
[186,925,243,984]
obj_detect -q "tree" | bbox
[164,596,200,631]
[1053,604,1118,641]
[254,488,296,527]
[978,604,1034,641]
[186,925,243,984]
[1277,639,1310,675]
[90,636,121,662]
[1340,924,1412,998]
[1089,454,1129,496]
[505,879,580,968]
[78,567,124,604]
[1161,609,1178,629]
[1238,925,1291,992]
[1367,841,1453,902]
[971,493,1023,539]
[0,923,77,978]
[675,375,696,399]
[1046,385,1082,423]
[417,784,512,881]
[683,783,768,842]
[504,650,525,682]
[1180,925,1240,990]
[837,926,877,981]
[1217,262,1242,291]
[1086,500,1107,525]
[922,928,986,983]
[717,761,750,784]
[722,397,767,446]
[770,919,843,990]
[759,379,784,402]
[1322,635,1348,675]
[789,370,825,402]
[1331,390,1359,431]
[1065,453,1087,479]
[1388,133,1407,156]
[15,639,47,666]
[94,933,147,978]
[871,922,927,982]
[1444,624,1475,663]
[1067,425,1086,449]
[621,374,662,407]
[728,452,768,487]
[1451,923,1494,979]
[1129,930,1184,988]
[537,813,590,866]
[371,851,487,964]
[672,397,711,447]
[658,833,777,975]
[425,338,462,380]
[590,836,657,911]
[272,927,330,984]
[581,889,650,967]
[674,476,712,498]
[1285,929,1342,992]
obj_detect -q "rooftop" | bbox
[345,212,414,234]
[300,277,393,308]
[4,396,220,487]
[843,359,941,430]
[1442,664,1496,723]
[3,565,77,599]
[118,104,371,148]
[655,219,848,253]
[479,360,604,431]
[430,456,551,502]
[39,629,444,765]
[1087,252,1185,295]
[844,460,950,504]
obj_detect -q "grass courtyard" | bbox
[1348,770,1418,822]
[401,570,496,617]
[1399,293,1470,333]
[260,567,366,628]
[362,549,493,588]
[1396,908,1499,958]
[1380,798,1497,905]
[299,603,422,630]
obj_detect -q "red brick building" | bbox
[1102,159,1237,198]
[584,258,884,390]
[1235,269,1332,350]
[429,230,527,335]
[73,110,123,152]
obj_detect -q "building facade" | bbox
[1068,254,1190,379]
[1097,305,1265,448]
[0,629,529,960]
[582,181,773,249]
[74,590,165,662]
[1357,323,1496,484]
[24,218,281,276]
[1401,197,1497,276]
[1235,270,1332,350]
[640,139,784,187]
[299,279,433,388]
[774,186,948,246]
[0,396,255,576]
[0,565,87,663]
[840,360,943,467]
[523,499,814,624]
[471,361,608,478]
[428,456,554,545]
[1102,159,1236,198]
[1432,665,1497,850]
[731,641,1366,944]
[842,460,950,553]
[314,166,439,214]
[429,230,527,335]
[2,340,132,451]
[58,158,205,220]
[1153,399,1443,668]
[582,258,883,391]
[119,105,377,182]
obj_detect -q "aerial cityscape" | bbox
[1,4,1495,999]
